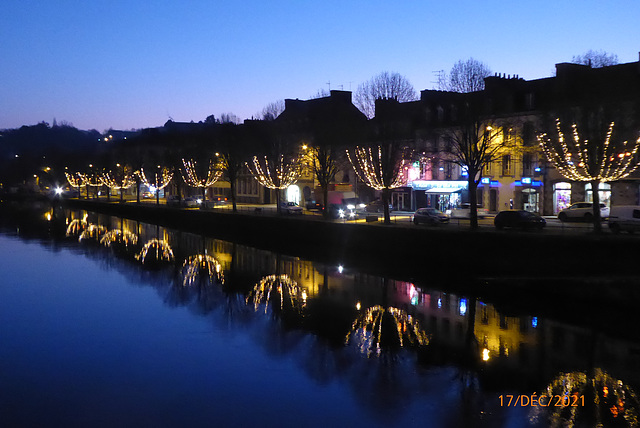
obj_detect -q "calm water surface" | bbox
[1,204,639,427]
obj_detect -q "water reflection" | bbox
[345,305,429,357]
[530,369,640,427]
[4,204,640,426]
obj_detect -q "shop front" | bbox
[410,180,468,212]
[553,182,572,214]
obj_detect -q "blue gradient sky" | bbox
[2,0,639,132]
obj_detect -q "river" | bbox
[0,202,638,427]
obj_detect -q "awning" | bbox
[425,187,464,194]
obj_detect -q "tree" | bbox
[571,50,619,68]
[443,105,503,230]
[181,158,223,202]
[538,110,640,232]
[246,124,302,214]
[354,72,417,119]
[346,134,410,224]
[437,58,492,93]
[259,100,285,121]
[215,122,252,213]
[309,88,330,99]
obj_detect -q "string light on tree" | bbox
[140,166,174,191]
[65,172,86,189]
[181,158,223,188]
[538,119,640,182]
[245,155,301,190]
[346,146,407,190]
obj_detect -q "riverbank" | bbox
[62,198,638,282]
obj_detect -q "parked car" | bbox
[306,201,323,211]
[608,205,640,234]
[166,195,181,206]
[365,199,392,213]
[412,208,449,225]
[183,196,201,207]
[494,210,546,230]
[450,203,490,219]
[279,202,303,215]
[141,191,154,199]
[558,202,609,222]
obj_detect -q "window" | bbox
[523,122,535,146]
[522,154,533,176]
[502,155,512,176]
[525,93,535,110]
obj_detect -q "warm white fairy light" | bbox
[181,158,222,188]
[346,146,407,190]
[345,305,429,357]
[182,254,224,287]
[539,120,640,182]
[78,224,107,242]
[529,368,640,427]
[101,165,136,190]
[136,239,175,264]
[140,166,174,190]
[246,274,307,314]
[78,172,104,187]
[65,217,87,236]
[100,230,138,248]
[65,172,86,188]
[245,155,301,190]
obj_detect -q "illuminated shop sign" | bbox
[515,179,542,187]
[411,180,468,191]
[480,178,490,184]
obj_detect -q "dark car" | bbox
[413,208,449,225]
[494,210,546,230]
[327,204,357,220]
[365,199,392,213]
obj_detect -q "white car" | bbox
[279,202,303,215]
[558,202,609,222]
[450,203,489,219]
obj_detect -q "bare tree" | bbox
[437,58,492,93]
[539,109,640,232]
[259,100,285,121]
[571,50,619,68]
[309,88,330,99]
[444,110,503,230]
[354,72,417,119]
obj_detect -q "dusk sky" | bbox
[2,0,639,132]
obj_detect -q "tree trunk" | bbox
[468,175,479,231]
[276,188,282,215]
[382,188,391,225]
[322,184,330,220]
[230,178,237,213]
[591,179,602,233]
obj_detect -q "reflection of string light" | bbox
[182,254,224,287]
[79,224,107,242]
[529,369,640,427]
[66,218,88,236]
[100,230,138,248]
[345,305,429,357]
[136,239,175,264]
[246,274,307,314]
